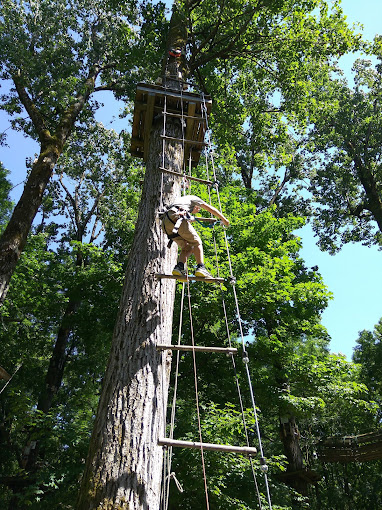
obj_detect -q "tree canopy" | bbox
[1,0,382,509]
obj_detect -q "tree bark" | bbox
[279,414,308,496]
[0,143,61,304]
[0,69,97,305]
[77,118,182,509]
[77,6,189,507]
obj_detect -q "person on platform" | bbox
[161,195,229,277]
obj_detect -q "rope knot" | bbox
[168,472,184,493]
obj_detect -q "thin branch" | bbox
[269,168,291,207]
[56,65,100,143]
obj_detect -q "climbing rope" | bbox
[201,92,273,509]
[161,283,186,510]
[158,68,273,509]
[160,60,210,509]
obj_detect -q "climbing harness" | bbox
[161,207,195,248]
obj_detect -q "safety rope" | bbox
[160,58,210,510]
[186,276,210,509]
[162,283,186,510]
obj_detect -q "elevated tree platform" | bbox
[319,431,382,463]
[131,82,212,166]
[277,468,321,484]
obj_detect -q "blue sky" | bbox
[297,0,382,359]
[0,0,381,360]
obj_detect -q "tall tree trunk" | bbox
[77,118,182,509]
[20,298,80,476]
[0,68,96,305]
[279,414,308,496]
[0,144,61,305]
[77,7,189,508]
[274,358,309,498]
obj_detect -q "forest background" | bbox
[1,0,382,359]
[1,0,382,509]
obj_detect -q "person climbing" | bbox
[161,194,230,278]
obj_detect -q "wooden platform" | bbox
[0,366,10,381]
[319,431,382,463]
[155,274,224,284]
[131,82,212,166]
[277,468,321,484]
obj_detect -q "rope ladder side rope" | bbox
[158,73,273,510]
[201,92,273,510]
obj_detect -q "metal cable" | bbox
[201,93,273,509]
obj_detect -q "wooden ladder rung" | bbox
[158,438,257,456]
[158,167,213,185]
[161,110,207,122]
[156,344,238,354]
[155,274,225,284]
[160,135,207,146]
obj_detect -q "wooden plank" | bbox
[136,83,212,107]
[158,437,257,456]
[160,134,207,146]
[158,167,212,185]
[155,274,224,284]
[131,137,144,147]
[185,102,196,142]
[156,345,238,354]
[185,102,197,165]
[135,102,208,123]
[143,93,156,161]
[161,109,207,122]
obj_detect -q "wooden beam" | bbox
[155,274,224,284]
[160,134,207,147]
[158,167,212,185]
[158,438,257,456]
[136,83,212,109]
[185,102,196,141]
[156,345,237,354]
[135,102,208,122]
[143,93,156,161]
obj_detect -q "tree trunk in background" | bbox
[279,414,308,496]
[0,145,61,305]
[19,298,80,478]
